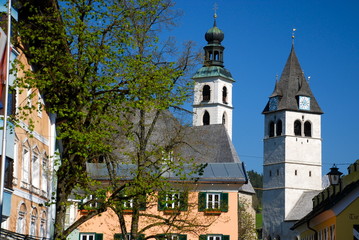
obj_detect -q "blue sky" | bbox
[166,0,359,174]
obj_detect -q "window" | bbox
[309,171,312,177]
[32,153,40,188]
[158,192,187,211]
[123,198,133,209]
[203,111,210,125]
[276,120,282,136]
[269,121,275,137]
[199,235,229,240]
[222,86,227,103]
[80,233,103,240]
[41,157,48,193]
[30,208,38,236]
[294,120,301,136]
[198,192,228,212]
[37,93,44,118]
[40,211,47,238]
[157,234,187,240]
[295,170,297,176]
[4,157,13,189]
[222,113,226,125]
[22,148,30,183]
[304,121,311,137]
[202,85,210,101]
[16,203,27,234]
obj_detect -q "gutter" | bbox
[307,220,318,240]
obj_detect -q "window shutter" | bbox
[198,192,206,212]
[95,233,104,240]
[139,197,147,211]
[179,234,187,240]
[158,192,166,211]
[180,192,188,211]
[220,193,228,212]
[222,235,229,240]
[199,235,207,240]
[157,234,165,240]
[114,234,123,240]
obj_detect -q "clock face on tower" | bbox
[269,97,278,111]
[299,96,311,110]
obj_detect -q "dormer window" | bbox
[202,85,210,101]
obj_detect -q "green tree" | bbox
[247,170,263,212]
[13,0,202,238]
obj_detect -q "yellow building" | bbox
[291,160,359,240]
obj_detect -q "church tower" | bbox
[262,44,323,239]
[192,14,235,139]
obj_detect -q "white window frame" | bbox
[165,193,180,209]
[32,153,40,189]
[207,236,221,240]
[206,193,220,209]
[80,233,96,240]
[123,198,133,209]
[37,93,44,118]
[41,157,48,193]
[22,148,30,183]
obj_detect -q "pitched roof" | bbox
[263,45,323,114]
[87,162,247,184]
[285,190,322,221]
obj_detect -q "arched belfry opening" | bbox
[202,85,210,101]
[276,120,282,136]
[304,121,312,137]
[269,121,275,137]
[294,120,301,136]
[203,111,210,125]
[222,86,227,104]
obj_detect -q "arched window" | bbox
[304,121,312,137]
[203,111,210,125]
[222,113,226,125]
[222,86,227,103]
[269,121,275,137]
[31,208,38,236]
[40,211,47,238]
[294,120,301,136]
[17,203,27,234]
[202,85,210,101]
[276,120,282,136]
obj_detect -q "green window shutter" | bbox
[114,234,123,240]
[95,233,103,240]
[139,234,145,240]
[157,234,165,240]
[220,193,228,212]
[198,192,206,212]
[158,192,166,211]
[199,235,207,240]
[180,192,188,211]
[222,235,229,240]
[178,234,187,240]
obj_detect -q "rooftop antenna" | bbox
[292,28,296,45]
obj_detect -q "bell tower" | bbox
[192,14,235,139]
[262,44,323,239]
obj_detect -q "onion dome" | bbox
[205,15,224,44]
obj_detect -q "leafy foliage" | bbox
[13,0,201,238]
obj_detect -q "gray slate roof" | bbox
[263,45,323,114]
[285,190,322,221]
[177,124,241,164]
[87,162,247,184]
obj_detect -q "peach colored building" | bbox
[68,162,249,240]
[0,23,56,237]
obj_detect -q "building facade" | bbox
[262,44,323,239]
[292,160,359,240]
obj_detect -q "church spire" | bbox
[263,45,322,114]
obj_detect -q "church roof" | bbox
[285,190,322,221]
[192,66,234,81]
[263,45,323,114]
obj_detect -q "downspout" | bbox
[307,220,318,240]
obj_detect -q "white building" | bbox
[262,45,323,240]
